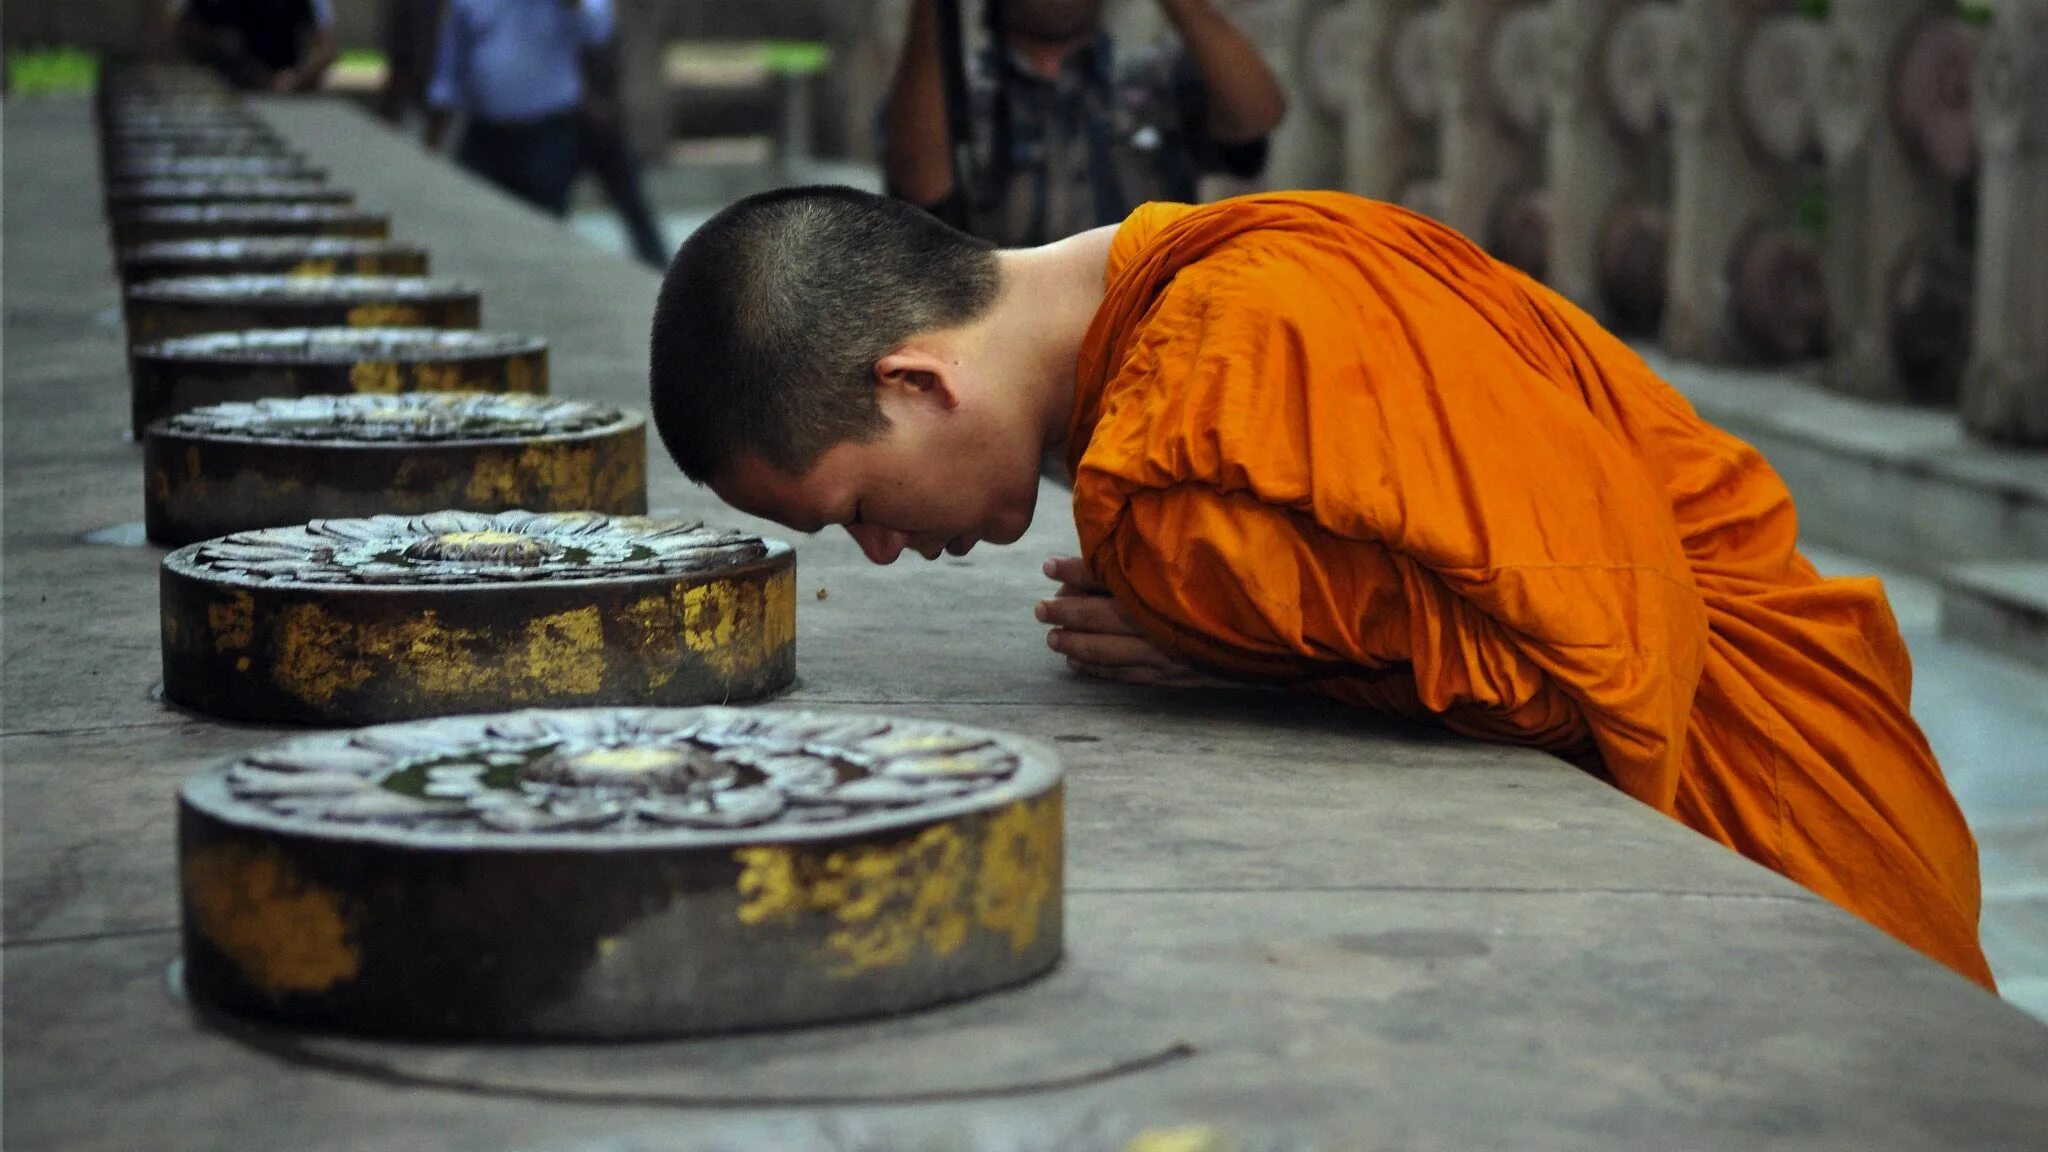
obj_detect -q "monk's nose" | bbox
[847,524,909,565]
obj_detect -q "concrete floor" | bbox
[9,98,2048,1150]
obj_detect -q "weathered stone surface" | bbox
[10,93,2048,1150]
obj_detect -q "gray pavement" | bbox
[6,96,2048,1151]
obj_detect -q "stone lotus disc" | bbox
[131,326,539,433]
[105,177,351,210]
[117,237,429,290]
[102,110,266,131]
[102,138,301,168]
[102,119,267,141]
[178,707,1063,1038]
[144,393,647,545]
[160,512,796,725]
[100,128,285,164]
[124,274,478,358]
[101,116,273,136]
[107,155,325,183]
[94,69,232,113]
[109,203,388,248]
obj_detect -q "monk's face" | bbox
[712,386,1043,566]
[1004,0,1104,42]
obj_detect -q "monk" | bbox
[647,186,1994,990]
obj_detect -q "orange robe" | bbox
[1068,194,1993,989]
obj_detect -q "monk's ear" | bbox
[874,348,963,411]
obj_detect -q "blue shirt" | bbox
[426,0,612,124]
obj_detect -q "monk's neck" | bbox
[991,226,1116,452]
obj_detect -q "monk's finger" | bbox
[1046,628,1175,669]
[1043,556,1107,593]
[1035,596,1141,635]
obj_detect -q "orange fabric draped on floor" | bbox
[1067,193,1994,990]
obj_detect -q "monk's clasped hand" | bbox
[1037,557,1223,687]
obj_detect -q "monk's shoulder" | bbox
[1109,202,1200,281]
[1138,237,1352,351]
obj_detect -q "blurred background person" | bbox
[418,0,667,263]
[423,0,612,218]
[376,0,446,124]
[882,0,1287,247]
[154,0,338,93]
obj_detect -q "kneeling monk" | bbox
[648,186,1994,990]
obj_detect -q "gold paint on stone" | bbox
[735,822,974,977]
[973,793,1061,954]
[1123,1128,1235,1152]
[207,590,254,652]
[347,302,426,327]
[348,360,403,394]
[183,841,360,999]
[460,444,603,507]
[270,603,609,708]
[410,359,468,392]
[733,791,1056,975]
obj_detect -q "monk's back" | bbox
[1073,193,1992,988]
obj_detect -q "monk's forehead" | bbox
[714,453,833,531]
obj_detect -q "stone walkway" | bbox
[8,97,2048,1151]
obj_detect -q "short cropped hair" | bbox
[648,186,1001,482]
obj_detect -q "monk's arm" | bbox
[1155,0,1287,142]
[1089,482,1609,759]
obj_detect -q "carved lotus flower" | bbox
[190,511,768,585]
[164,393,618,442]
[226,709,1023,834]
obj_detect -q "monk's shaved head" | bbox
[649,186,1000,483]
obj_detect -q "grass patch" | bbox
[6,47,99,96]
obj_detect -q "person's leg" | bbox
[455,119,516,196]
[582,114,670,267]
[460,116,568,215]
[517,112,582,218]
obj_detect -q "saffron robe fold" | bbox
[1068,194,1993,989]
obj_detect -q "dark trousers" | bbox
[456,109,580,217]
[580,113,670,268]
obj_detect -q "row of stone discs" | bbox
[142,387,648,545]
[98,88,755,722]
[123,273,481,355]
[116,237,428,291]
[103,69,1058,1039]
